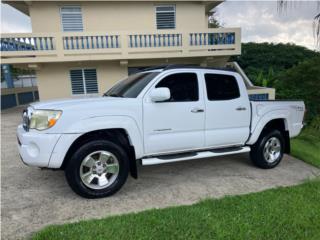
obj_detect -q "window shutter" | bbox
[70,69,98,95]
[156,5,176,29]
[70,69,84,94]
[60,6,83,32]
[84,69,98,94]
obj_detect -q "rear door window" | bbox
[205,74,240,101]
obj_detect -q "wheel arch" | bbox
[247,118,290,153]
[60,128,138,179]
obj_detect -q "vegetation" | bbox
[230,42,319,87]
[291,117,320,168]
[32,179,320,240]
[208,11,220,28]
[275,57,320,120]
[1,65,35,83]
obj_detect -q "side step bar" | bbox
[141,146,251,166]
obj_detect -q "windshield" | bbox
[104,72,160,98]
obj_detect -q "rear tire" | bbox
[250,130,284,169]
[65,140,129,198]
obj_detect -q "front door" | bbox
[143,71,205,155]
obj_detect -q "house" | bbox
[1,0,274,102]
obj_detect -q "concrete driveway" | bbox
[1,106,320,240]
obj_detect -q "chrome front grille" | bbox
[22,109,30,131]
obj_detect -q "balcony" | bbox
[0,28,240,64]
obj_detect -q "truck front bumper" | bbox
[17,125,61,167]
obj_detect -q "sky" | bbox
[215,1,319,50]
[0,1,319,50]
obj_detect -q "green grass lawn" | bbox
[291,128,320,167]
[32,127,320,240]
[33,179,320,240]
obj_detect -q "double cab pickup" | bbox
[17,66,305,198]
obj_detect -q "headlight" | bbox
[29,110,62,130]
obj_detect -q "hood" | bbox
[27,96,141,134]
[30,97,125,111]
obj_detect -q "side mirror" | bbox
[150,87,171,102]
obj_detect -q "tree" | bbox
[208,11,220,28]
[275,57,320,121]
[314,12,320,47]
[230,42,319,85]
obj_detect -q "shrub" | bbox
[275,57,320,121]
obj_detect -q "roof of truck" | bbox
[143,64,237,72]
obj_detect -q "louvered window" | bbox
[60,6,83,32]
[70,69,98,95]
[155,5,176,29]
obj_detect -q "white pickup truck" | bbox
[17,66,305,198]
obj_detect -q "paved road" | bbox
[1,106,320,239]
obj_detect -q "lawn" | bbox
[33,179,320,240]
[32,127,320,240]
[291,128,320,168]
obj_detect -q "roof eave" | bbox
[3,0,223,16]
[205,1,223,13]
[3,1,30,16]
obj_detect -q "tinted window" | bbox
[205,74,240,100]
[156,73,198,102]
[104,72,159,98]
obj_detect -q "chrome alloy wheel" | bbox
[80,151,120,190]
[263,137,281,163]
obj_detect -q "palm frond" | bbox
[314,13,320,49]
[278,0,320,50]
[277,0,287,13]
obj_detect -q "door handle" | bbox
[236,106,247,111]
[191,108,204,113]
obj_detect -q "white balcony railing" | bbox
[0,28,241,64]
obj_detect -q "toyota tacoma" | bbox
[17,65,305,198]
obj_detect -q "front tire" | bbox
[250,130,284,169]
[65,140,129,198]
